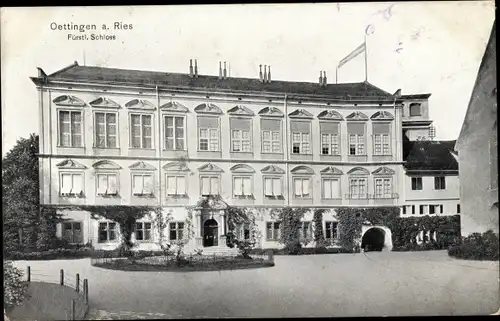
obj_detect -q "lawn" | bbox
[12,250,499,318]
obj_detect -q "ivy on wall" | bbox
[270,207,309,255]
[225,205,263,258]
[313,209,327,248]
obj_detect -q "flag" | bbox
[338,42,366,69]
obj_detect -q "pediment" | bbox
[163,161,190,172]
[289,109,314,118]
[89,97,121,109]
[372,166,395,175]
[320,166,343,175]
[371,111,394,120]
[261,165,285,174]
[228,105,255,116]
[56,159,87,169]
[318,110,343,120]
[290,165,314,174]
[258,107,284,117]
[346,111,369,121]
[230,164,255,173]
[198,163,223,172]
[194,103,223,115]
[160,101,189,113]
[92,160,121,170]
[53,95,86,107]
[125,99,156,110]
[129,161,156,171]
[195,195,228,210]
[347,167,370,175]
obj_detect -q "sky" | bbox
[1,2,495,156]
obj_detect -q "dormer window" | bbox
[409,103,422,116]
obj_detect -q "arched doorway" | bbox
[361,227,385,252]
[203,219,218,247]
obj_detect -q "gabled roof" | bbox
[403,140,459,172]
[32,62,395,101]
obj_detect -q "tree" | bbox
[2,134,59,253]
[3,261,28,311]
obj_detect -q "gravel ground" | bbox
[13,250,500,318]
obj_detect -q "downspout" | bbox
[156,86,162,212]
[284,94,289,206]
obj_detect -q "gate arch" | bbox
[361,226,393,252]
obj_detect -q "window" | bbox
[373,123,391,155]
[166,175,186,196]
[292,133,311,154]
[291,121,311,154]
[169,222,185,241]
[409,103,422,116]
[440,205,444,214]
[411,177,423,190]
[231,118,252,152]
[63,222,82,243]
[236,224,251,240]
[349,134,365,155]
[59,110,82,147]
[135,222,152,241]
[96,173,118,195]
[429,205,436,215]
[95,112,117,148]
[293,177,311,198]
[412,205,415,215]
[402,206,407,215]
[320,122,340,155]
[130,114,152,148]
[98,222,117,243]
[60,173,83,195]
[349,178,367,198]
[300,221,312,239]
[325,221,338,240]
[266,222,281,241]
[419,205,426,215]
[322,178,341,199]
[261,119,281,153]
[264,177,282,197]
[233,176,252,197]
[198,117,219,151]
[132,174,154,196]
[201,176,220,195]
[164,116,185,150]
[374,178,392,198]
[457,204,460,214]
[434,176,446,190]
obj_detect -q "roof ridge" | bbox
[47,61,79,77]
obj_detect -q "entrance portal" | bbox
[203,219,218,247]
[361,228,385,252]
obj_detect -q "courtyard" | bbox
[12,250,499,318]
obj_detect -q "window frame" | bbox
[292,176,312,199]
[131,172,155,196]
[348,134,365,156]
[232,175,253,198]
[325,221,339,241]
[411,177,423,190]
[320,133,340,155]
[129,112,154,149]
[321,177,341,199]
[434,176,446,190]
[291,132,312,155]
[57,108,84,148]
[165,173,188,196]
[200,175,221,196]
[348,176,368,199]
[266,222,281,241]
[300,221,312,240]
[135,221,153,242]
[198,116,220,152]
[373,133,391,156]
[374,177,393,199]
[98,221,118,243]
[59,171,85,197]
[163,114,186,151]
[261,126,282,154]
[93,110,119,149]
[409,103,422,117]
[263,175,283,199]
[169,221,185,241]
[62,221,83,244]
[95,172,119,196]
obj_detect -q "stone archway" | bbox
[361,226,393,252]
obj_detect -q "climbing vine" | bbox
[313,209,327,248]
[270,207,309,255]
[225,205,263,258]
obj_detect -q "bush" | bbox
[3,261,29,311]
[5,247,93,261]
[448,230,499,261]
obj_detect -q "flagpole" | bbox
[364,33,368,82]
[335,66,338,84]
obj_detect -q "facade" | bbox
[32,60,410,252]
[455,21,498,236]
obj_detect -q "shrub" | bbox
[448,230,499,261]
[3,261,29,311]
[5,247,93,261]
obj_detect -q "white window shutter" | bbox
[234,177,242,196]
[243,177,252,196]
[61,174,72,194]
[72,174,83,194]
[264,178,273,196]
[177,176,186,195]
[201,177,210,195]
[166,176,177,195]
[97,175,108,194]
[210,177,219,194]
[323,180,332,198]
[108,175,117,194]
[294,179,302,196]
[143,175,153,194]
[302,178,310,196]
[132,175,143,195]
[332,179,340,198]
[273,178,281,196]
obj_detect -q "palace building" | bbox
[31,60,458,252]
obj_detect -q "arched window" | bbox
[409,103,422,116]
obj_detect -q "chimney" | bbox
[323,71,327,86]
[263,65,268,82]
[189,59,194,78]
[219,61,222,79]
[194,59,198,78]
[267,65,271,83]
[259,65,263,82]
[223,61,227,79]
[394,89,402,97]
[319,71,323,85]
[37,67,47,78]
